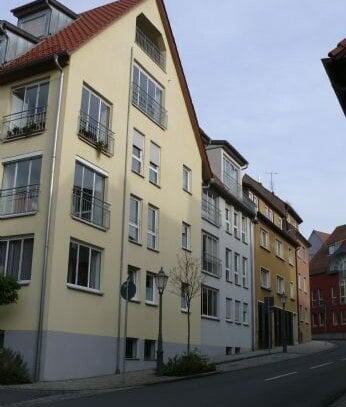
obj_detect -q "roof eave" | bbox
[322,57,346,118]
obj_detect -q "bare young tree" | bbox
[169,252,204,354]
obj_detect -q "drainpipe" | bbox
[115,46,134,374]
[250,217,256,351]
[295,246,301,344]
[34,54,64,381]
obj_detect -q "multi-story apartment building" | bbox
[310,225,346,339]
[200,132,257,355]
[0,0,211,381]
[243,175,302,348]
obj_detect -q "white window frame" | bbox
[241,216,248,243]
[288,247,294,265]
[128,265,140,301]
[201,285,218,318]
[182,165,191,192]
[260,228,269,250]
[182,222,191,250]
[147,205,159,250]
[340,279,346,304]
[225,206,231,233]
[181,283,188,311]
[275,239,283,259]
[225,248,232,282]
[233,210,239,238]
[276,275,284,295]
[149,142,160,185]
[331,287,337,305]
[260,267,270,289]
[243,302,249,325]
[234,252,240,285]
[129,195,142,243]
[290,281,295,299]
[131,129,145,175]
[226,297,233,322]
[341,310,346,326]
[145,271,156,304]
[234,300,241,323]
[242,257,248,288]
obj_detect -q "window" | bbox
[260,228,269,249]
[225,249,232,282]
[128,265,139,301]
[80,86,111,146]
[277,217,283,229]
[7,81,48,140]
[19,12,49,37]
[182,222,191,250]
[145,272,155,303]
[305,307,309,323]
[248,191,258,210]
[182,165,191,192]
[276,276,284,295]
[288,248,294,265]
[290,282,295,299]
[132,129,144,174]
[331,287,337,305]
[333,311,339,326]
[234,253,240,285]
[149,142,160,185]
[225,207,231,233]
[233,211,239,238]
[202,190,219,226]
[132,64,166,128]
[243,303,249,324]
[329,241,341,255]
[241,216,248,243]
[264,206,273,222]
[235,300,241,323]
[341,311,346,325]
[147,205,159,250]
[129,196,142,242]
[242,257,248,288]
[299,305,304,322]
[67,241,101,290]
[223,156,239,194]
[275,239,283,259]
[317,288,324,305]
[181,283,188,311]
[340,279,346,304]
[319,312,325,327]
[226,298,233,321]
[144,339,156,360]
[260,268,270,289]
[0,236,33,281]
[1,156,42,217]
[72,162,108,229]
[202,232,220,276]
[125,338,138,359]
[201,286,218,318]
[312,313,317,327]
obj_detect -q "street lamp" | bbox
[280,291,287,353]
[154,267,169,376]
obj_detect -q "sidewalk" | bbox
[0,340,339,406]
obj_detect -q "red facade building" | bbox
[310,225,346,339]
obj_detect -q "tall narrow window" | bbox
[260,228,269,249]
[234,253,240,285]
[182,222,191,250]
[128,265,139,301]
[223,156,239,195]
[225,206,231,233]
[72,162,109,229]
[275,239,283,258]
[1,157,42,216]
[201,286,218,317]
[67,240,101,290]
[149,142,160,185]
[147,205,159,250]
[145,272,155,303]
[132,129,144,175]
[202,232,220,277]
[234,300,241,323]
[129,195,142,242]
[226,298,233,321]
[225,248,232,282]
[233,211,239,238]
[242,257,248,288]
[0,236,34,281]
[243,303,249,324]
[181,283,188,311]
[241,216,248,243]
[182,165,191,192]
[276,276,284,294]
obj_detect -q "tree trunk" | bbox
[187,307,191,354]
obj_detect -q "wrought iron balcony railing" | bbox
[0,185,39,217]
[202,253,222,278]
[78,111,115,156]
[223,172,256,214]
[135,27,166,70]
[202,197,221,226]
[72,187,110,230]
[131,82,167,129]
[1,107,47,141]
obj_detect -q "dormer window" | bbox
[135,14,166,70]
[223,155,239,195]
[19,11,49,38]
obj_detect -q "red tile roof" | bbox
[0,0,142,72]
[328,39,346,59]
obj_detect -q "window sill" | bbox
[225,230,232,237]
[131,169,145,178]
[225,319,233,324]
[18,280,30,286]
[243,323,249,327]
[129,238,142,247]
[129,299,141,304]
[182,247,192,253]
[201,315,220,321]
[0,211,38,219]
[149,180,161,189]
[183,188,192,195]
[147,247,159,253]
[71,215,108,232]
[181,308,188,314]
[261,286,272,292]
[260,245,271,252]
[202,270,221,279]
[226,279,233,284]
[235,322,242,325]
[145,301,158,307]
[66,283,104,296]
[275,255,285,262]
[125,357,140,361]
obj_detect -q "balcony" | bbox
[1,107,47,141]
[131,82,167,129]
[202,198,221,227]
[135,27,166,70]
[202,253,222,278]
[78,111,115,157]
[0,185,39,217]
[223,172,256,214]
[72,187,110,230]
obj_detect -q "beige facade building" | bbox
[0,0,210,380]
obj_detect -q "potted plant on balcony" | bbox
[95,140,105,155]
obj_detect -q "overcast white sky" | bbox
[2,0,346,237]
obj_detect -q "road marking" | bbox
[265,371,298,382]
[309,362,334,370]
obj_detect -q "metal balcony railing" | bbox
[135,27,166,70]
[1,107,47,141]
[78,111,115,156]
[223,172,256,214]
[131,82,167,129]
[202,197,221,226]
[0,185,39,217]
[72,187,110,230]
[202,253,222,277]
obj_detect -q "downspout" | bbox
[115,46,134,374]
[34,54,64,381]
[295,246,300,344]
[250,217,256,351]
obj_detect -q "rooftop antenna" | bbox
[266,172,279,193]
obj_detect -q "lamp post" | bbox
[280,291,287,353]
[154,267,168,376]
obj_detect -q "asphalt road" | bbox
[41,342,346,407]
